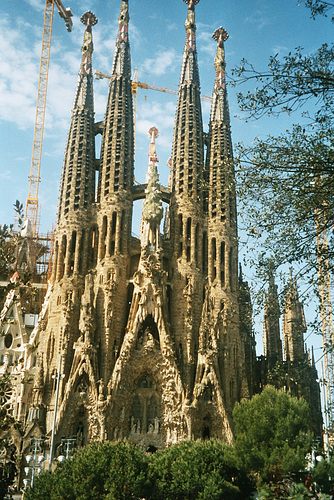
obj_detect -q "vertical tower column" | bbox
[170,0,205,392]
[95,0,134,382]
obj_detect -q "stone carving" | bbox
[78,274,95,344]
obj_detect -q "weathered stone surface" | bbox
[0,2,322,472]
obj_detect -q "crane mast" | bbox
[316,204,334,435]
[25,0,73,236]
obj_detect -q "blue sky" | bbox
[0,0,332,353]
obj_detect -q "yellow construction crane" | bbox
[25,0,73,237]
[94,69,213,102]
[95,69,213,141]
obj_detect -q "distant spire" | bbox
[142,127,163,225]
[210,26,230,124]
[206,25,236,248]
[111,0,131,77]
[98,0,134,202]
[213,27,228,87]
[171,0,203,200]
[58,11,97,219]
[263,270,283,366]
[72,11,97,110]
[183,0,199,50]
[282,272,306,362]
[179,0,200,85]
[80,12,98,73]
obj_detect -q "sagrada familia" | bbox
[0,0,322,472]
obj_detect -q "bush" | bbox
[233,386,313,480]
[24,441,151,500]
[149,439,254,499]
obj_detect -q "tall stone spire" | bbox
[169,0,205,396]
[200,29,249,409]
[210,27,231,124]
[171,0,204,201]
[97,0,134,203]
[53,11,97,285]
[263,270,283,368]
[282,270,306,362]
[57,11,97,221]
[93,1,134,385]
[206,27,237,290]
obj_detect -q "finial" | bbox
[212,26,228,80]
[148,127,159,163]
[183,0,200,9]
[148,126,159,141]
[213,26,229,46]
[118,0,129,42]
[79,12,97,77]
[80,11,98,29]
[184,0,198,47]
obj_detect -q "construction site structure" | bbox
[0,0,322,484]
[25,0,73,237]
[95,70,213,102]
[315,201,334,435]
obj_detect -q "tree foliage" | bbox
[236,123,334,286]
[231,6,334,303]
[149,439,253,500]
[24,440,254,500]
[232,43,334,123]
[311,455,334,494]
[24,441,151,500]
[0,201,23,279]
[299,0,334,20]
[233,386,313,480]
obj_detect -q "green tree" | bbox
[24,439,254,500]
[150,439,254,500]
[236,123,334,293]
[311,455,334,494]
[233,386,313,480]
[24,441,151,500]
[0,200,25,302]
[299,0,334,20]
[231,5,334,300]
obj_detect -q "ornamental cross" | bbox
[212,26,229,47]
[80,11,98,28]
[183,0,200,9]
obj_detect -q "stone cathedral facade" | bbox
[0,0,322,462]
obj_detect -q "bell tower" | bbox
[170,0,206,396]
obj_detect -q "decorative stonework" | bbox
[2,2,321,478]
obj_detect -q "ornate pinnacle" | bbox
[79,12,97,77]
[183,0,199,47]
[213,26,229,46]
[118,0,129,42]
[183,0,200,9]
[148,127,159,163]
[142,127,163,226]
[119,0,129,25]
[80,11,98,28]
[213,26,228,80]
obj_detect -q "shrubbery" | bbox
[24,440,253,500]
